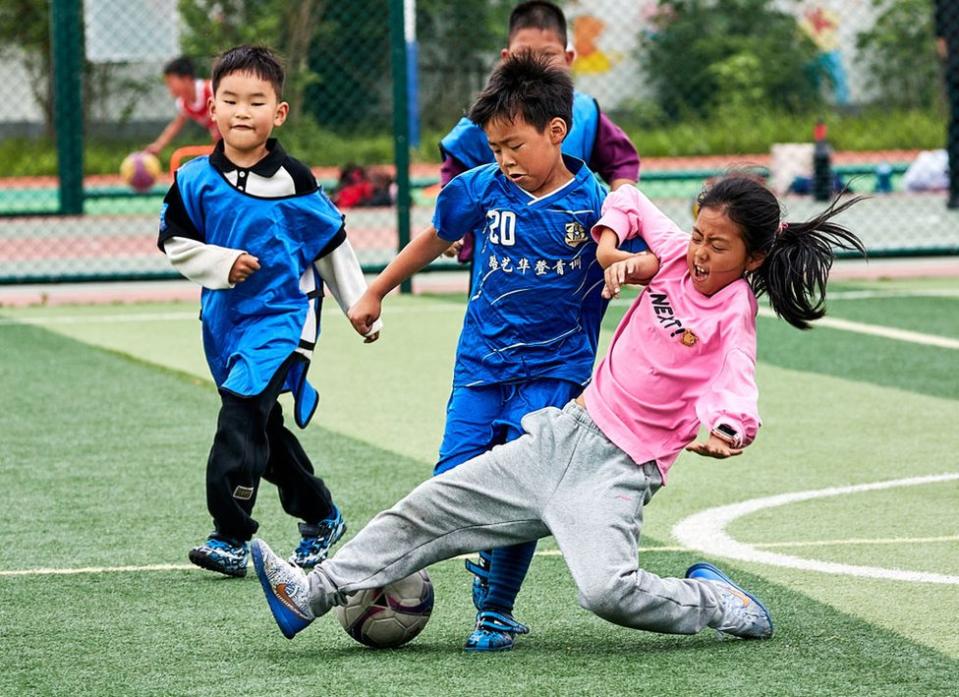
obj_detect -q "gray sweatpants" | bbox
[308,401,725,634]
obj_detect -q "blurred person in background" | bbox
[936,0,959,209]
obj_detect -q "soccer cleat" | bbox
[463,609,530,653]
[289,506,347,568]
[685,562,774,640]
[252,539,315,639]
[188,535,249,577]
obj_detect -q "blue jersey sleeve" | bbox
[432,173,486,242]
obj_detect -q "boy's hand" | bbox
[602,253,657,299]
[348,291,382,338]
[229,253,260,284]
[685,434,743,459]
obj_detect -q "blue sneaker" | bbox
[464,610,530,653]
[188,535,248,577]
[685,562,774,640]
[289,506,347,568]
[252,539,315,639]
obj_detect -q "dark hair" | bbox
[211,45,285,100]
[509,1,567,46]
[467,51,573,134]
[696,175,866,330]
[163,56,195,78]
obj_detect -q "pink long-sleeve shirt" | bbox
[583,187,761,483]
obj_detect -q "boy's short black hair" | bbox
[163,56,195,78]
[467,51,573,134]
[508,1,568,46]
[211,45,285,100]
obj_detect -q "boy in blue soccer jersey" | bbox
[349,52,652,651]
[439,1,640,265]
[157,46,381,579]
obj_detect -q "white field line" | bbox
[756,307,959,350]
[2,534,956,578]
[5,296,958,350]
[828,289,959,300]
[672,473,959,585]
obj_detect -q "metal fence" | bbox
[1,0,957,285]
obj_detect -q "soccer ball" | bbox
[120,151,162,193]
[335,570,434,648]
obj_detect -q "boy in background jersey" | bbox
[146,56,221,156]
[440,1,639,264]
[349,52,650,652]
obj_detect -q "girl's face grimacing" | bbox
[687,206,764,296]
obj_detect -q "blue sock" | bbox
[482,541,537,614]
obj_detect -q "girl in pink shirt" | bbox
[586,176,862,482]
[251,175,864,648]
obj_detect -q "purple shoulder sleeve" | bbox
[589,112,640,184]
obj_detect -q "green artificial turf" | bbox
[2,285,959,695]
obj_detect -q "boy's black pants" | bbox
[206,354,334,542]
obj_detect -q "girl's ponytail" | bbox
[697,175,866,330]
[753,194,866,329]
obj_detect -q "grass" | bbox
[1,279,958,695]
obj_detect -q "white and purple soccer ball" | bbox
[335,570,434,648]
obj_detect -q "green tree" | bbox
[639,0,821,120]
[414,0,513,131]
[0,0,54,135]
[0,0,155,138]
[855,0,941,109]
[178,0,323,121]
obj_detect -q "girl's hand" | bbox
[685,434,743,459]
[229,253,260,284]
[348,290,383,338]
[602,253,657,299]
[441,240,464,258]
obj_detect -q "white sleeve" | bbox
[314,238,383,336]
[163,236,245,289]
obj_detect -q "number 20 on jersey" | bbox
[487,210,517,246]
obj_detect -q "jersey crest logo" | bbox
[564,222,588,247]
[680,329,698,347]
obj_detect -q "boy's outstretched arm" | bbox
[146,113,188,155]
[315,238,382,342]
[348,226,451,336]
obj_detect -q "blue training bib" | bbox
[175,157,343,427]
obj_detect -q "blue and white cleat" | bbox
[188,535,249,577]
[252,539,315,639]
[685,562,774,640]
[464,609,530,652]
[289,506,347,568]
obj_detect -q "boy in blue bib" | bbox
[157,46,380,578]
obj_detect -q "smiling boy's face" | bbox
[484,112,568,197]
[210,71,288,162]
